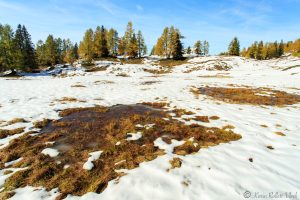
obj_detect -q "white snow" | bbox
[83,151,103,170]
[4,157,23,167]
[41,148,59,157]
[0,56,300,200]
[126,132,142,141]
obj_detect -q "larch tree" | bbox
[94,26,109,58]
[127,33,138,58]
[107,28,118,56]
[203,40,209,55]
[79,28,94,63]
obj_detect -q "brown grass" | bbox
[71,84,86,88]
[192,86,300,106]
[157,59,189,67]
[274,132,286,136]
[193,116,209,123]
[0,104,241,197]
[169,158,182,169]
[120,58,144,65]
[0,128,25,139]
[209,116,220,120]
[6,118,27,125]
[267,145,274,150]
[143,68,171,74]
[56,97,86,103]
[172,109,195,117]
[33,119,52,129]
[141,102,170,109]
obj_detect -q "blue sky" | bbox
[0,0,300,54]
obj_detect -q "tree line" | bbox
[151,26,209,59]
[226,37,300,60]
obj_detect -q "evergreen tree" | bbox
[79,29,94,62]
[0,24,15,71]
[171,32,183,60]
[44,35,57,66]
[94,26,109,58]
[127,33,138,58]
[186,46,191,54]
[107,28,118,56]
[124,21,134,55]
[256,41,264,60]
[137,30,146,57]
[194,41,202,56]
[73,43,79,60]
[203,40,209,55]
[228,37,240,56]
[278,40,284,57]
[118,38,126,55]
[36,40,47,66]
[150,46,155,56]
[13,24,36,71]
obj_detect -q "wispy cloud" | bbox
[136,4,143,11]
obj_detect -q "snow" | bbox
[41,148,59,157]
[4,157,23,167]
[126,132,142,141]
[83,151,103,170]
[0,56,300,199]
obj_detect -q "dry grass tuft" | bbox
[33,119,52,129]
[274,132,286,136]
[6,118,27,125]
[172,109,195,117]
[192,86,300,106]
[0,104,241,197]
[120,58,144,65]
[56,97,86,103]
[194,116,209,123]
[141,102,170,109]
[158,59,189,67]
[169,157,182,169]
[0,127,25,139]
[267,145,274,150]
[209,116,220,120]
[261,124,268,128]
[71,84,86,88]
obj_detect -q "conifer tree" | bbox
[228,37,240,56]
[13,25,36,71]
[0,24,15,71]
[186,46,191,54]
[194,41,202,56]
[171,32,183,60]
[73,43,79,60]
[124,21,134,55]
[36,40,47,66]
[278,40,284,57]
[137,30,146,57]
[44,35,57,66]
[203,40,209,55]
[118,38,126,55]
[94,26,109,58]
[107,28,118,56]
[127,33,138,58]
[79,29,94,63]
[256,41,264,60]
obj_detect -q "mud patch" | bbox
[0,104,241,197]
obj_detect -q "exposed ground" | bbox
[0,55,299,200]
